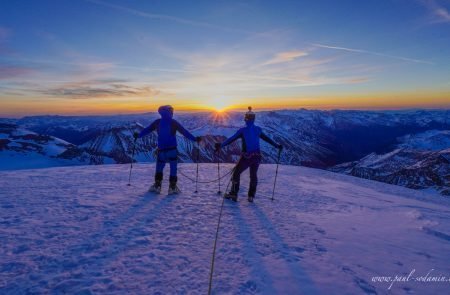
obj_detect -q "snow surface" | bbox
[1,164,450,294]
[0,151,79,171]
[0,125,80,170]
[397,130,450,151]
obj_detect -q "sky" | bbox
[0,0,449,117]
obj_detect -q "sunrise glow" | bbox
[0,1,449,117]
[207,97,232,112]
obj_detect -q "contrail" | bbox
[312,43,434,65]
[85,0,253,34]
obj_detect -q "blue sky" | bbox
[0,0,449,116]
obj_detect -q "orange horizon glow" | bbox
[1,91,449,118]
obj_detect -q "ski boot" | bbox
[168,185,181,195]
[224,181,239,202]
[149,183,161,193]
[168,176,180,195]
[149,172,163,193]
[224,192,238,202]
[248,184,257,203]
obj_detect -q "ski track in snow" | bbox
[0,164,450,294]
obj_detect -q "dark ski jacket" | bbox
[138,107,196,150]
[221,120,278,153]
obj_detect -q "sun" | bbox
[208,97,230,112]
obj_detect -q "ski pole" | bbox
[216,149,222,195]
[194,141,200,193]
[127,137,138,186]
[271,148,282,201]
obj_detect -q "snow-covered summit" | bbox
[331,129,450,195]
[1,164,449,294]
[0,123,88,170]
[397,130,450,151]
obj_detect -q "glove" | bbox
[196,136,202,143]
[214,143,222,151]
[133,132,139,140]
[277,144,283,150]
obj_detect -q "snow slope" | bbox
[1,164,450,294]
[397,130,450,151]
[0,123,88,170]
[331,147,450,196]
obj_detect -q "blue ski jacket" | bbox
[138,107,196,150]
[221,120,278,153]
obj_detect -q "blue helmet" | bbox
[158,105,174,119]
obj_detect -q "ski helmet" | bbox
[244,106,255,122]
[158,105,174,119]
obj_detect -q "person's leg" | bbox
[248,155,262,198]
[168,149,178,189]
[154,150,166,187]
[230,157,250,195]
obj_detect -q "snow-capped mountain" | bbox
[1,163,449,294]
[397,130,450,151]
[0,123,90,170]
[78,124,151,165]
[1,110,449,194]
[9,109,449,168]
[76,123,216,164]
[331,130,450,195]
[79,122,292,166]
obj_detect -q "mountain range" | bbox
[1,109,449,195]
[330,130,450,195]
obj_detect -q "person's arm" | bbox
[174,120,196,141]
[138,119,159,138]
[221,129,243,147]
[260,131,280,148]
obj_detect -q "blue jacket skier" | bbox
[134,105,201,193]
[215,107,282,202]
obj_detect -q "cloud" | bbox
[9,58,116,72]
[435,7,450,20]
[41,80,160,99]
[345,77,371,84]
[0,26,14,54]
[0,27,11,40]
[312,43,433,64]
[34,30,57,41]
[420,0,450,23]
[155,48,371,99]
[129,34,375,98]
[262,50,309,65]
[0,65,35,79]
[0,30,372,102]
[85,0,252,34]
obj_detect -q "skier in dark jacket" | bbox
[134,105,201,194]
[215,107,282,202]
